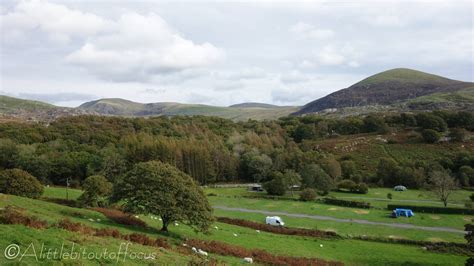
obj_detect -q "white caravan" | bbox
[265,216,285,226]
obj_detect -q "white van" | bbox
[265,216,285,226]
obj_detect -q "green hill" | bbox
[79,99,298,121]
[0,95,56,113]
[295,68,474,115]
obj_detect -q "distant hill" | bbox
[229,102,282,108]
[0,95,56,113]
[78,99,299,121]
[295,68,474,115]
[0,95,94,121]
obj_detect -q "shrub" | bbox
[322,198,371,209]
[0,169,43,198]
[386,204,474,215]
[421,129,440,143]
[299,188,317,201]
[355,182,369,194]
[78,175,112,207]
[337,180,357,191]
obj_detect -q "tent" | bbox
[394,185,407,191]
[392,208,414,218]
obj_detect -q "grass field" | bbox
[0,186,472,265]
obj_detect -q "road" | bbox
[214,206,466,234]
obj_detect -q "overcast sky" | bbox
[1,0,473,107]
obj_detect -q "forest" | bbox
[0,111,473,194]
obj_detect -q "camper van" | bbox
[265,216,285,226]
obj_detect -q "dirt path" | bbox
[214,206,466,234]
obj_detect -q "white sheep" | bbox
[197,249,208,256]
[192,247,197,253]
[256,230,260,233]
[233,233,238,237]
[243,257,253,264]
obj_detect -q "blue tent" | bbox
[392,208,414,218]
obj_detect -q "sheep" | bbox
[233,233,238,237]
[255,230,260,233]
[214,226,219,230]
[197,249,208,256]
[191,247,197,253]
[243,257,253,264]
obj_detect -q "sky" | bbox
[1,0,473,107]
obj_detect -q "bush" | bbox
[322,198,371,209]
[337,180,357,191]
[0,169,43,198]
[78,175,112,207]
[263,172,287,196]
[337,180,368,194]
[299,188,317,201]
[386,204,474,215]
[421,129,440,143]
[355,183,369,194]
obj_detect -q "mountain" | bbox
[295,68,474,115]
[229,102,281,108]
[0,95,56,113]
[0,95,95,122]
[78,99,298,121]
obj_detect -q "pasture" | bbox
[0,186,472,265]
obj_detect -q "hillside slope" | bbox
[295,68,474,115]
[79,99,298,121]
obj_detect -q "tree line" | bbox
[0,111,472,193]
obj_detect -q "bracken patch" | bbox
[186,239,343,266]
[0,205,48,229]
[92,207,147,228]
[216,217,339,239]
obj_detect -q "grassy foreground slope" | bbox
[0,188,470,265]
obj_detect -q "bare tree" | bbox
[429,171,458,207]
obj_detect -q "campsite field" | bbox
[0,189,470,265]
[1,186,473,264]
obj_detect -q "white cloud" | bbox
[66,12,224,81]
[1,0,110,44]
[290,22,334,40]
[314,45,346,66]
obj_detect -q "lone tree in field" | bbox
[113,161,213,232]
[78,175,112,207]
[0,168,43,199]
[429,170,458,207]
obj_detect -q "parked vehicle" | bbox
[265,216,285,226]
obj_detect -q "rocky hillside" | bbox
[295,68,474,115]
